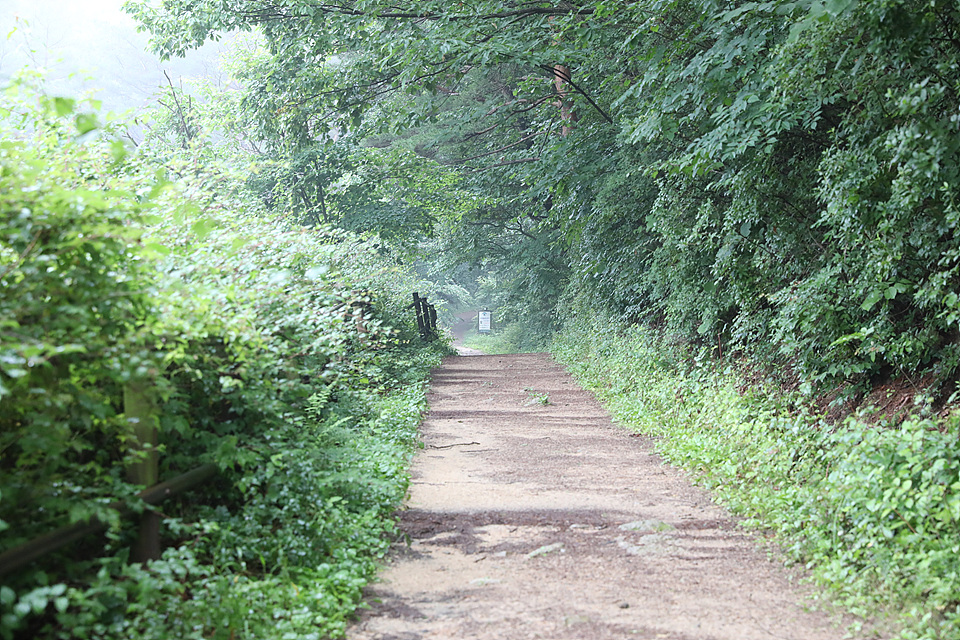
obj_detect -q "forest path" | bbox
[347,353,851,640]
[449,311,485,356]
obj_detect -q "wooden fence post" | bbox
[412,292,426,339]
[412,293,440,340]
[124,382,161,563]
[426,299,437,338]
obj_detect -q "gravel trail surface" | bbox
[348,353,853,640]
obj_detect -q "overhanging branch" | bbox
[448,131,543,165]
[539,64,614,125]
[464,157,540,173]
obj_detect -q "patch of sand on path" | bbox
[348,353,875,640]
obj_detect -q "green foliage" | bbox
[460,322,537,356]
[0,79,158,541]
[554,310,960,639]
[114,2,960,634]
[0,77,446,640]
[125,0,960,392]
[4,381,432,640]
[124,0,614,345]
[593,0,960,389]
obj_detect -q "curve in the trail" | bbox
[348,353,857,640]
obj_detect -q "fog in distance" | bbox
[0,0,231,113]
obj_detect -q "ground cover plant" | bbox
[459,323,536,355]
[553,311,960,639]
[0,77,447,639]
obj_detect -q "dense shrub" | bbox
[0,82,161,544]
[0,79,446,639]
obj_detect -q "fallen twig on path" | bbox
[427,441,481,449]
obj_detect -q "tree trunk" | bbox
[553,64,576,136]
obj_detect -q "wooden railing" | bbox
[0,463,218,578]
[0,382,218,578]
[4,295,440,577]
[412,292,438,340]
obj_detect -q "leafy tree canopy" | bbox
[127,0,960,389]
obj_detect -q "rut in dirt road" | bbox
[348,353,856,640]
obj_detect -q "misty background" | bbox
[0,0,232,114]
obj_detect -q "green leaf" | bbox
[861,290,883,311]
[74,113,98,135]
[53,97,75,117]
[143,242,172,257]
[824,0,856,16]
[110,139,130,164]
[191,218,216,239]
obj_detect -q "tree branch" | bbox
[448,131,543,165]
[464,157,540,173]
[240,4,596,23]
[539,64,613,125]
[163,70,193,149]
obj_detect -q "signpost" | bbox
[478,309,492,334]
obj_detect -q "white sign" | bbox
[478,310,492,333]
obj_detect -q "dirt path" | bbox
[450,311,484,356]
[348,353,852,640]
